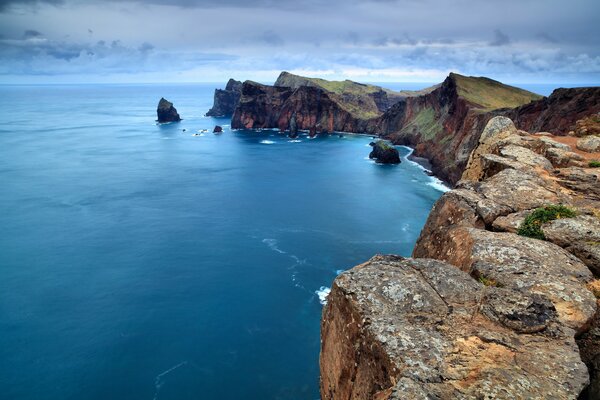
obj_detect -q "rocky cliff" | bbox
[320,116,600,399]
[373,73,544,184]
[229,72,547,184]
[206,78,242,117]
[230,72,436,132]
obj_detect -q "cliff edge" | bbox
[320,116,600,399]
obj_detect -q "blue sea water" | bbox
[0,83,447,400]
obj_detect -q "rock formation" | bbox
[368,140,400,164]
[206,79,242,117]
[321,255,589,400]
[156,97,181,123]
[213,125,223,133]
[320,116,600,399]
[230,72,547,184]
[226,71,600,186]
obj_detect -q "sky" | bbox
[0,0,599,84]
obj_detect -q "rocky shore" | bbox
[320,116,600,399]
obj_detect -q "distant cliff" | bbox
[229,72,547,184]
[321,116,600,399]
[206,78,242,117]
[230,72,435,133]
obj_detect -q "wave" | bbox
[316,286,331,305]
[288,140,302,143]
[260,140,275,144]
[399,146,450,192]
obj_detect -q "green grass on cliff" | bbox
[400,107,443,140]
[517,205,577,240]
[451,73,542,112]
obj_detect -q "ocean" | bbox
[0,82,458,400]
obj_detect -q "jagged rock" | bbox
[320,255,589,400]
[574,114,600,137]
[462,116,517,181]
[415,226,595,332]
[577,135,600,153]
[505,87,600,135]
[369,140,400,164]
[213,125,223,133]
[156,97,181,123]
[542,215,600,276]
[499,144,553,171]
[206,78,242,117]
[288,113,297,136]
[555,168,600,200]
[538,136,572,151]
[545,147,585,168]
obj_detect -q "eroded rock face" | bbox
[505,87,600,135]
[320,255,589,400]
[156,97,181,123]
[206,79,242,117]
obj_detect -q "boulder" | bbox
[545,147,585,168]
[213,125,223,133]
[369,140,401,164]
[577,135,600,153]
[542,215,600,276]
[499,145,553,171]
[320,255,589,400]
[156,97,181,123]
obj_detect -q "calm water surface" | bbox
[0,84,447,399]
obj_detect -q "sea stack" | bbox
[156,97,181,123]
[369,140,401,164]
[213,125,223,133]
[206,79,243,117]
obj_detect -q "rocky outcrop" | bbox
[156,97,181,123]
[213,125,223,133]
[206,79,242,117]
[321,255,589,400]
[368,141,400,164]
[321,116,600,399]
[578,135,600,152]
[505,87,600,135]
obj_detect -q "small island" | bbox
[369,140,401,164]
[156,97,181,123]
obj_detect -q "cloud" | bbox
[0,0,598,83]
[490,29,510,46]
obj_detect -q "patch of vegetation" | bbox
[589,160,600,168]
[400,107,443,140]
[451,73,542,112]
[517,205,577,240]
[476,273,503,287]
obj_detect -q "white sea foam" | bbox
[427,178,450,192]
[399,145,450,192]
[262,238,286,254]
[288,140,302,143]
[335,269,344,275]
[260,140,275,144]
[153,361,188,400]
[316,286,331,305]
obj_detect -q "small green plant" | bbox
[477,274,503,287]
[517,205,577,240]
[589,160,600,168]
